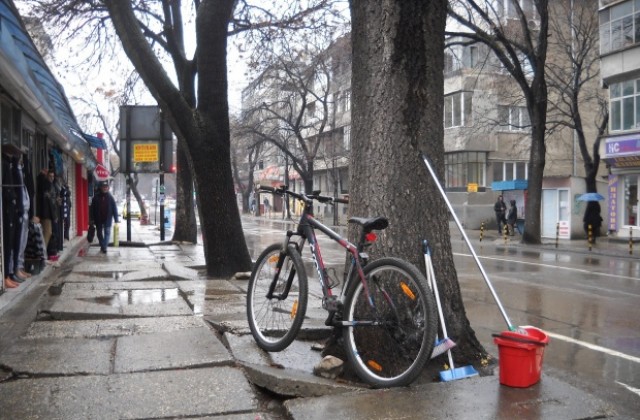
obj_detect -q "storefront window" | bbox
[624,175,639,226]
[445,151,486,188]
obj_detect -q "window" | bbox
[343,90,351,112]
[497,105,531,131]
[600,0,640,54]
[444,91,473,128]
[469,46,478,68]
[444,152,486,188]
[336,90,351,113]
[609,78,640,131]
[493,161,528,182]
[343,125,351,151]
[496,0,538,21]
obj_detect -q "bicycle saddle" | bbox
[348,216,389,232]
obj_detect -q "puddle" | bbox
[116,288,179,305]
[78,289,180,306]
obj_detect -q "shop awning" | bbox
[82,133,108,149]
[491,179,528,191]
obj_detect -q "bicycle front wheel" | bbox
[247,243,308,352]
[343,257,437,387]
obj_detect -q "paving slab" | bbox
[241,362,364,398]
[0,367,256,419]
[23,316,208,339]
[283,374,615,420]
[114,327,233,372]
[72,261,163,273]
[0,337,112,375]
[149,244,183,251]
[163,261,199,279]
[46,287,193,319]
[119,268,170,281]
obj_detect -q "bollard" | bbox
[503,224,509,243]
[480,222,484,242]
[630,227,634,255]
[555,222,559,248]
[588,224,593,251]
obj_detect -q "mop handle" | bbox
[420,153,513,329]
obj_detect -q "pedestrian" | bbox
[583,201,603,243]
[263,197,270,217]
[36,169,57,253]
[507,199,517,236]
[493,195,507,235]
[90,181,119,253]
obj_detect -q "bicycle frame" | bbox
[265,188,374,324]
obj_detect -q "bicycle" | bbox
[246,185,437,387]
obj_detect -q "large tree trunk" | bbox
[350,1,486,364]
[104,0,252,276]
[172,142,197,243]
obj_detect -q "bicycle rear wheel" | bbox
[247,243,308,352]
[343,257,437,387]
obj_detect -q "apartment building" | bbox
[444,1,606,238]
[599,0,640,238]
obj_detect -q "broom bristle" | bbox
[430,337,456,359]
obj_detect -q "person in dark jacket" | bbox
[583,201,603,243]
[507,199,518,236]
[90,181,119,253]
[493,195,507,235]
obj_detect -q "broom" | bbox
[423,240,456,359]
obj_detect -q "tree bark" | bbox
[350,0,486,364]
[172,141,197,243]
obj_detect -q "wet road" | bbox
[241,216,640,411]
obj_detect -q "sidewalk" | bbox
[0,220,632,419]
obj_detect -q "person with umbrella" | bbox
[583,200,603,243]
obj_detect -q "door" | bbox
[542,189,558,238]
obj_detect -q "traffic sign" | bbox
[94,164,110,181]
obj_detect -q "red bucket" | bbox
[493,326,549,388]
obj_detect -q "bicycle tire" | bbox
[247,243,308,352]
[342,257,437,387]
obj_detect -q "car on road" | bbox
[122,200,142,219]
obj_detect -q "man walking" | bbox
[91,181,119,253]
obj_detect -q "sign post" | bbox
[119,106,173,240]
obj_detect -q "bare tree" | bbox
[240,34,338,194]
[26,0,343,276]
[350,0,488,366]
[545,0,608,194]
[448,0,550,244]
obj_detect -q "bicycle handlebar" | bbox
[257,185,349,205]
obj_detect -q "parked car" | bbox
[122,200,142,219]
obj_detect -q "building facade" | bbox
[599,0,640,239]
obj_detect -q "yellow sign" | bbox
[133,143,159,162]
[467,183,478,193]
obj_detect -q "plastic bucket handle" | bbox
[491,333,548,347]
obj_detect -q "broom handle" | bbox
[424,240,456,370]
[421,153,513,329]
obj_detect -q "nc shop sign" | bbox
[605,137,640,157]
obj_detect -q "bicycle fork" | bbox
[266,232,300,300]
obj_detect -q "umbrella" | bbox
[577,192,604,202]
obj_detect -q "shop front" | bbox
[601,135,640,238]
